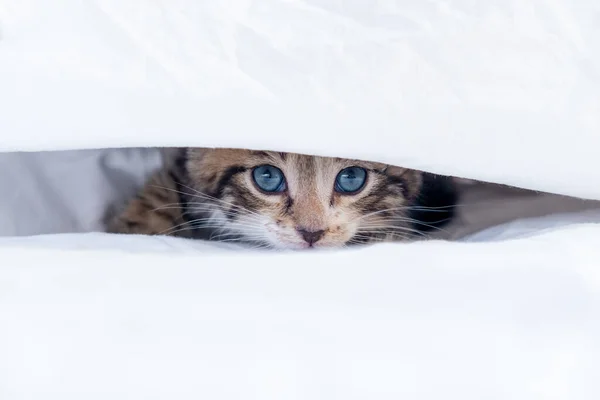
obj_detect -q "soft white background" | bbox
[1,0,600,198]
[2,1,600,399]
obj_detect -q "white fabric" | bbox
[0,149,162,236]
[1,0,600,199]
[2,230,600,400]
[1,1,600,399]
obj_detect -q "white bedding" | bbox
[2,230,600,399]
[1,0,600,197]
[2,1,600,399]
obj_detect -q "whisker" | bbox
[157,216,265,236]
[356,228,430,239]
[348,233,412,244]
[351,206,447,224]
[361,217,451,233]
[149,183,262,218]
[350,196,529,226]
[157,217,207,236]
[159,222,265,238]
[352,232,415,242]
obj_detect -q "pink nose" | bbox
[296,228,325,245]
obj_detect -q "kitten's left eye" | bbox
[335,167,367,194]
[252,165,286,193]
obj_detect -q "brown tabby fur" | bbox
[106,148,455,249]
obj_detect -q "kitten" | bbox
[106,148,457,249]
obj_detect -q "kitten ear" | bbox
[384,165,423,200]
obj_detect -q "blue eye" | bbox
[335,167,367,193]
[252,165,286,193]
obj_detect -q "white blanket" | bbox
[1,1,600,399]
[1,0,600,197]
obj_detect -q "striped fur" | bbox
[106,148,457,248]
[105,168,193,237]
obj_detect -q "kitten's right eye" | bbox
[252,165,286,193]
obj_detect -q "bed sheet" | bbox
[1,0,600,199]
[2,226,600,399]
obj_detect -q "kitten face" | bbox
[183,148,423,249]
